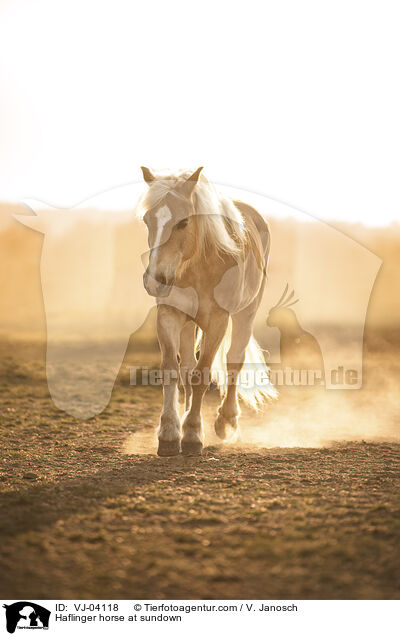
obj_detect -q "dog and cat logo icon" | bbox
[2,603,50,633]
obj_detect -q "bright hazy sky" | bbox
[0,0,399,226]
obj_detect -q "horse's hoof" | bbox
[214,413,238,441]
[181,440,203,456]
[214,414,226,440]
[157,439,180,457]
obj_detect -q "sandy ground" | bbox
[0,337,399,600]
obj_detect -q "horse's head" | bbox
[140,166,203,297]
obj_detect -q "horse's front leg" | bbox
[181,312,229,455]
[157,305,187,456]
[215,296,263,440]
[179,321,197,410]
[214,313,252,441]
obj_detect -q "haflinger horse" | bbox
[139,167,277,456]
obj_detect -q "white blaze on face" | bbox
[149,205,172,277]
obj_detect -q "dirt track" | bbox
[0,339,399,599]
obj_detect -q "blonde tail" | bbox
[208,318,278,410]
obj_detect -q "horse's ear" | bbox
[141,166,156,185]
[178,167,204,197]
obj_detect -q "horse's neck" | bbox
[177,239,231,289]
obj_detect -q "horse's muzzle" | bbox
[143,272,173,297]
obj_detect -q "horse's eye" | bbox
[176,218,189,230]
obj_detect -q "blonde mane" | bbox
[138,170,247,259]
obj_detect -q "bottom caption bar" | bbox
[1,600,397,635]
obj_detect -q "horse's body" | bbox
[140,167,276,455]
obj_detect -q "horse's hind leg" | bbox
[214,305,257,441]
[156,305,186,456]
[179,321,197,410]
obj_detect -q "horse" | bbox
[139,166,277,456]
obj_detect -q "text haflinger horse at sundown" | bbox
[139,166,277,456]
